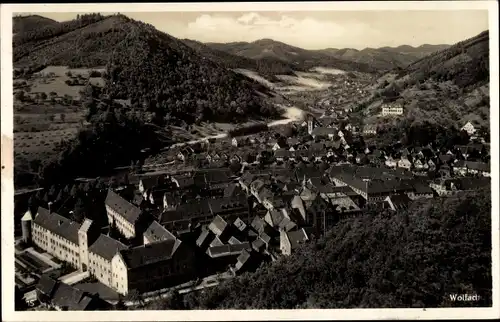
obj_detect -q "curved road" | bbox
[170,105,305,149]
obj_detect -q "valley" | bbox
[10,10,493,313]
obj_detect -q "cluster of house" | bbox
[21,107,491,307]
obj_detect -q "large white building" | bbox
[29,204,195,295]
[30,207,128,290]
[381,104,404,116]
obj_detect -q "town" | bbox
[9,9,493,314]
[14,104,490,310]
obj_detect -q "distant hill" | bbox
[206,39,379,73]
[13,14,59,34]
[182,38,299,80]
[315,44,451,70]
[13,14,281,124]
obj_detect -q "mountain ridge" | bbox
[13,14,281,125]
[205,38,451,71]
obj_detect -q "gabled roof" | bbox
[210,236,224,247]
[21,210,33,221]
[208,215,228,236]
[228,236,242,245]
[33,207,81,244]
[51,281,94,310]
[266,209,285,228]
[37,275,95,310]
[455,161,490,172]
[385,194,412,211]
[105,190,142,224]
[143,221,177,244]
[88,234,128,261]
[206,242,251,258]
[411,181,434,195]
[311,127,337,136]
[37,274,58,297]
[119,239,182,269]
[233,217,247,232]
[196,229,213,247]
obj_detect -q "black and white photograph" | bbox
[1,1,499,320]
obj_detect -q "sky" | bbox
[24,10,489,50]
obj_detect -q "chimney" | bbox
[58,220,63,226]
[48,202,53,214]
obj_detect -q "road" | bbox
[168,104,305,149]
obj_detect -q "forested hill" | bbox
[13,14,281,124]
[363,30,490,135]
[155,188,491,309]
[13,14,59,34]
[182,38,299,80]
[400,30,489,89]
[206,38,379,73]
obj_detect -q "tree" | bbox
[15,90,25,101]
[175,189,492,309]
[71,198,86,223]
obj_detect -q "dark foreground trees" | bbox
[161,188,491,309]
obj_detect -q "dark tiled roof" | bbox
[172,176,195,188]
[279,217,297,232]
[251,238,266,251]
[223,184,238,198]
[274,149,291,158]
[411,181,434,195]
[456,161,490,172]
[140,174,168,191]
[444,177,490,190]
[311,127,337,137]
[33,207,81,244]
[318,117,337,126]
[143,221,177,244]
[37,274,58,297]
[51,281,94,310]
[266,210,285,228]
[119,239,182,269]
[286,229,309,249]
[105,190,142,224]
[386,194,412,210]
[194,169,232,186]
[88,234,128,261]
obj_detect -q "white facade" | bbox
[111,254,129,295]
[381,105,404,116]
[32,224,81,268]
[461,121,477,135]
[105,205,136,239]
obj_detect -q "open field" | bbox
[13,65,100,163]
